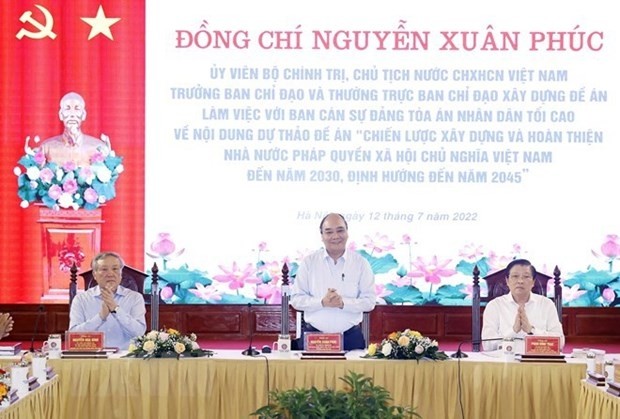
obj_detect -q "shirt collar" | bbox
[508,292,534,305]
[321,248,348,263]
[94,284,129,296]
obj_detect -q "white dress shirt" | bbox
[69,285,147,349]
[290,248,375,333]
[481,293,564,352]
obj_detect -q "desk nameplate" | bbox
[524,336,561,355]
[304,332,343,353]
[65,332,104,351]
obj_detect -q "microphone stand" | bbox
[451,341,469,358]
[242,303,259,356]
[241,347,260,356]
[30,305,45,352]
[451,337,510,358]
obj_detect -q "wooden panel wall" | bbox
[1,304,618,344]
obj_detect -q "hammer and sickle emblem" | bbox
[16,4,57,40]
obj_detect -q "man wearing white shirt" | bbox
[481,258,564,352]
[69,252,146,350]
[291,213,376,350]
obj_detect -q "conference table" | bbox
[41,350,591,419]
[577,380,620,419]
[0,376,60,419]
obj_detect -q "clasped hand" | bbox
[0,313,14,338]
[512,304,533,334]
[99,286,118,319]
[321,288,344,309]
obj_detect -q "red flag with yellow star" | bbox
[0,1,145,303]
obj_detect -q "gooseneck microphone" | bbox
[30,304,45,352]
[242,303,260,356]
[451,337,510,358]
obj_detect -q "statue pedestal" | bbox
[37,206,104,302]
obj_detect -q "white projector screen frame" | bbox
[145,0,618,307]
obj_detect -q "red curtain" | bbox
[0,1,145,303]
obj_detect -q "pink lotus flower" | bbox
[375,283,393,299]
[256,282,282,304]
[402,234,412,245]
[458,243,484,261]
[213,262,261,290]
[600,235,620,258]
[257,241,268,252]
[363,233,395,254]
[146,233,185,268]
[160,286,174,300]
[486,251,515,272]
[257,260,283,284]
[562,284,587,302]
[188,283,222,302]
[391,275,412,287]
[408,256,456,285]
[602,287,616,303]
[150,233,176,257]
[591,235,620,272]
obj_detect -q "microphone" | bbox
[30,305,45,352]
[451,337,512,358]
[242,303,259,356]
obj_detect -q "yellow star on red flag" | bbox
[81,5,121,40]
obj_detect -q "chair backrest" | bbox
[471,264,563,352]
[68,262,161,332]
[69,263,148,306]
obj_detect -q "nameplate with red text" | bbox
[524,335,561,355]
[65,332,104,351]
[304,332,343,352]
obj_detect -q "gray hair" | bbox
[91,252,125,271]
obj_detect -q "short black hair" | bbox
[505,258,537,279]
[319,213,348,233]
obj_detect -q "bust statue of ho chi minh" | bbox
[40,92,110,167]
